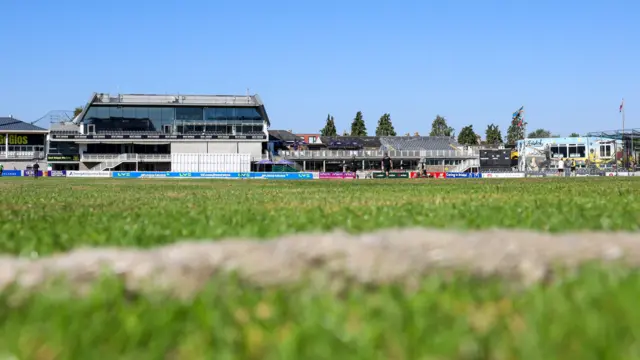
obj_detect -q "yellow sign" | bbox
[0,134,30,145]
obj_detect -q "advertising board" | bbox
[319,172,356,179]
[23,170,43,177]
[372,172,409,179]
[46,170,67,177]
[482,172,525,179]
[111,172,314,180]
[112,172,242,179]
[1,170,22,177]
[428,172,447,179]
[446,172,482,179]
[0,134,45,146]
[250,172,313,180]
[67,171,111,178]
[47,154,80,161]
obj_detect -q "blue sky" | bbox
[1,0,638,137]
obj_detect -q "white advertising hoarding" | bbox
[171,153,251,173]
[67,171,111,178]
[482,172,526,179]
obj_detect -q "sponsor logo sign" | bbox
[373,172,409,179]
[606,172,631,177]
[482,172,525,178]
[23,170,43,177]
[319,172,356,179]
[67,171,111,177]
[47,170,67,177]
[446,172,482,179]
[1,170,22,177]
[0,134,45,146]
[250,172,313,180]
[47,154,80,161]
[110,172,314,179]
[428,172,447,179]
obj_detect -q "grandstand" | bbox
[379,136,458,151]
[47,93,270,171]
[279,135,479,173]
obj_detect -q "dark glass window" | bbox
[161,108,175,123]
[122,107,136,119]
[148,108,162,129]
[136,107,149,120]
[110,107,123,118]
[176,107,203,120]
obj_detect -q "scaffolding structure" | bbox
[586,128,640,170]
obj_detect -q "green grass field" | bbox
[1,177,640,359]
[1,177,639,256]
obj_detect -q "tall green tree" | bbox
[457,125,478,145]
[320,114,338,136]
[485,124,503,145]
[429,115,454,137]
[569,132,580,137]
[506,112,526,145]
[375,113,396,136]
[527,128,553,138]
[350,111,368,136]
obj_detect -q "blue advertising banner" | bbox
[47,170,67,177]
[250,172,313,180]
[23,170,43,177]
[446,172,483,179]
[1,170,22,177]
[111,171,314,179]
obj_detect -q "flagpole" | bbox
[522,107,527,176]
[622,98,626,169]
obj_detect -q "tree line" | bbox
[319,112,581,146]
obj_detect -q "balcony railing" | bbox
[80,153,267,162]
[280,149,479,159]
[81,153,172,162]
[0,151,45,160]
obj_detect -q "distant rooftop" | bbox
[90,92,264,107]
[0,117,47,132]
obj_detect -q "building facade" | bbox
[48,93,270,171]
[0,116,48,170]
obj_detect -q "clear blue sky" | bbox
[1,0,638,137]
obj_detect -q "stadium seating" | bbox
[321,136,382,150]
[96,130,163,135]
[49,130,79,135]
[380,136,459,151]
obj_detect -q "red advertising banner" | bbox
[428,172,447,179]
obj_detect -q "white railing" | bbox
[280,149,479,159]
[81,153,171,162]
[0,151,45,159]
[92,154,127,171]
[451,158,480,172]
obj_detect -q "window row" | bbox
[0,146,45,152]
[550,144,586,158]
[84,106,264,122]
[548,144,620,159]
[83,106,264,132]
